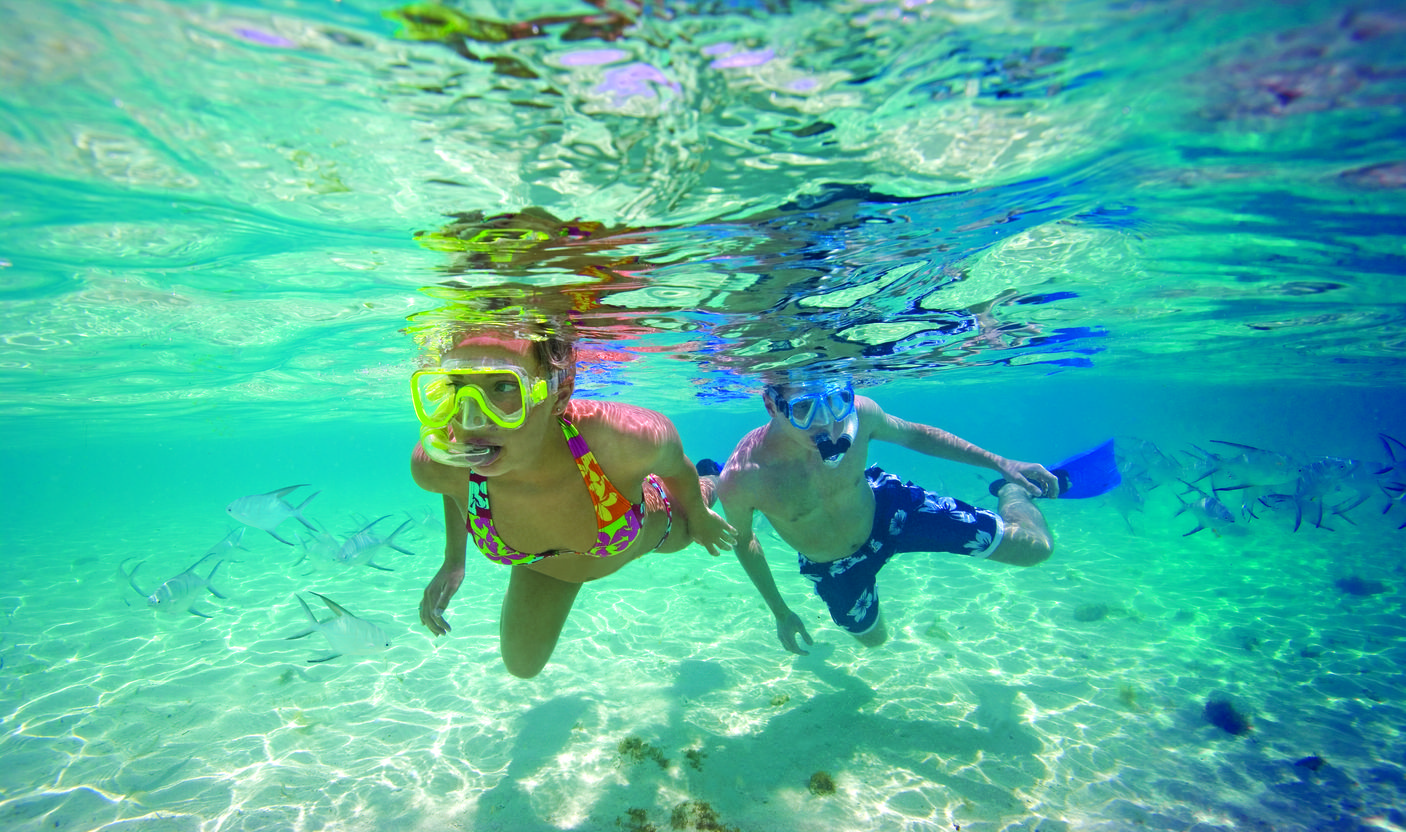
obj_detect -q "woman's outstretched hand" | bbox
[419,562,465,636]
[691,508,738,557]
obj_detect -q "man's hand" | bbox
[777,610,814,655]
[997,459,1061,498]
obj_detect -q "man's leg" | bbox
[989,483,1053,567]
[854,613,888,647]
[881,474,1037,564]
[801,552,888,646]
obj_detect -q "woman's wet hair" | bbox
[530,332,577,389]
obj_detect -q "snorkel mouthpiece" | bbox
[812,413,858,468]
[814,434,852,467]
[420,428,499,468]
[458,444,496,461]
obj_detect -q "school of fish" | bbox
[115,483,434,663]
[1114,433,1406,537]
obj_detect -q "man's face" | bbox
[770,380,858,467]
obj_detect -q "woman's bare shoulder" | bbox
[566,400,675,476]
[568,400,673,443]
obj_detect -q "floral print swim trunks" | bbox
[797,466,1004,635]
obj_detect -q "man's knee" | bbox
[1020,534,1054,566]
[853,616,888,647]
[992,531,1053,567]
[700,474,719,508]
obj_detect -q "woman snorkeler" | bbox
[410,327,737,678]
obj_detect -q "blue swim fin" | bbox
[988,438,1120,499]
[695,457,726,477]
[1049,438,1120,499]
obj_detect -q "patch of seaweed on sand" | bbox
[670,800,740,831]
[618,736,669,769]
[1335,575,1388,596]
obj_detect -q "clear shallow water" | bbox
[3,0,1406,830]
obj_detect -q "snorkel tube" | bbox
[812,411,858,468]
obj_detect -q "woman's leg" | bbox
[500,565,583,678]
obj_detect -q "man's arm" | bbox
[718,470,813,654]
[866,397,1059,497]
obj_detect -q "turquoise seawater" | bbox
[3,0,1406,830]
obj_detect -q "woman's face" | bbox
[441,336,561,475]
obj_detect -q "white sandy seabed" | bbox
[2,472,1404,832]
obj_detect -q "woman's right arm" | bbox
[412,449,471,636]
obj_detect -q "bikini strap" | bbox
[560,416,644,551]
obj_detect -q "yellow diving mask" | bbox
[410,359,554,431]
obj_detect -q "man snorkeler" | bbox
[709,377,1058,653]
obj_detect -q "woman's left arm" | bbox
[643,416,737,556]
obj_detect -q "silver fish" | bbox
[1176,481,1241,537]
[205,527,249,558]
[1212,481,1278,520]
[1277,457,1367,532]
[291,527,344,573]
[1208,440,1301,490]
[1384,482,1406,530]
[1106,480,1145,531]
[403,506,444,534]
[1375,434,1406,530]
[226,484,320,545]
[335,515,416,571]
[1117,438,1182,489]
[285,592,393,663]
[1178,445,1221,485]
[122,553,228,618]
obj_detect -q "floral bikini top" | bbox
[466,417,658,566]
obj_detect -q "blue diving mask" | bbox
[773,380,859,468]
[775,379,855,431]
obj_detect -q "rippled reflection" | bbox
[407,176,1111,397]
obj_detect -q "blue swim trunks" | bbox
[797,466,1005,635]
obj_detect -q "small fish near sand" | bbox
[121,553,229,618]
[290,527,345,574]
[285,592,393,663]
[226,484,320,545]
[292,515,415,573]
[1175,481,1245,537]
